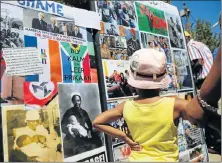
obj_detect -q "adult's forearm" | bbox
[200,46,221,106]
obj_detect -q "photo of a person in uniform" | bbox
[71,25,83,39]
[106,24,119,36]
[10,110,60,162]
[61,92,102,157]
[47,17,60,34]
[32,12,47,31]
[127,29,140,56]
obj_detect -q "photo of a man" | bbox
[71,25,83,39]
[106,24,119,36]
[47,17,60,34]
[166,13,185,49]
[126,29,140,56]
[32,12,48,31]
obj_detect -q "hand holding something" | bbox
[124,136,142,151]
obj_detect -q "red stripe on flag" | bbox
[83,53,91,83]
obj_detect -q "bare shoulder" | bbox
[113,101,126,114]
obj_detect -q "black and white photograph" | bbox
[173,50,192,89]
[97,1,137,28]
[23,9,87,41]
[58,83,104,160]
[165,13,185,49]
[140,33,172,64]
[104,22,120,36]
[1,3,24,48]
[115,36,127,49]
[107,101,130,145]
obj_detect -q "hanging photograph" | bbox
[140,33,172,64]
[125,28,141,57]
[2,97,63,162]
[173,50,192,90]
[23,8,87,45]
[109,48,128,60]
[165,12,185,49]
[1,3,24,48]
[102,59,137,99]
[0,3,25,105]
[58,83,106,161]
[97,1,137,28]
[135,2,168,36]
[104,22,120,36]
[107,101,130,145]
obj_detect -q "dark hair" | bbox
[71,95,81,102]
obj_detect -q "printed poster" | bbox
[23,36,92,84]
[1,3,25,105]
[102,60,137,99]
[173,50,193,90]
[165,12,186,49]
[58,83,106,162]
[107,101,130,146]
[23,8,87,45]
[24,81,58,109]
[135,2,168,36]
[177,92,208,162]
[2,96,63,162]
[113,144,131,162]
[97,1,137,29]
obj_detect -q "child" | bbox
[93,49,206,162]
[67,115,88,138]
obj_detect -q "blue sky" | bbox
[172,1,221,34]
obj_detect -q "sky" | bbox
[172,1,221,34]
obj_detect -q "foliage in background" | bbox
[192,19,220,52]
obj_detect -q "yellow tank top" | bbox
[123,97,179,162]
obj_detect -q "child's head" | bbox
[127,49,171,96]
[16,135,32,148]
[69,115,78,125]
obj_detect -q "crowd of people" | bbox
[97,1,136,28]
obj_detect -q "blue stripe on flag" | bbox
[61,48,72,83]
[24,36,39,82]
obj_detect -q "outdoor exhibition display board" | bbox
[0,0,208,162]
[95,1,208,162]
[0,1,106,162]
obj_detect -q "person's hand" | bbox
[124,136,142,151]
[71,128,80,137]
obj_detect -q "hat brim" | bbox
[128,71,172,89]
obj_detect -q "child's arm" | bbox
[93,102,142,151]
[174,98,205,126]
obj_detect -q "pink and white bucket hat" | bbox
[128,48,171,89]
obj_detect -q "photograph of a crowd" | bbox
[165,13,185,49]
[140,33,172,64]
[1,3,24,48]
[97,1,137,28]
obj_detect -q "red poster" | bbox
[24,82,58,106]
